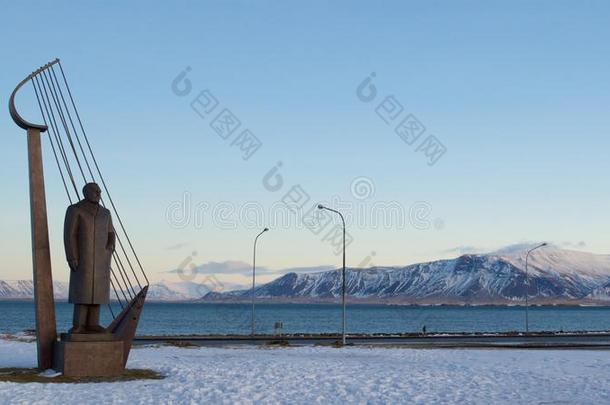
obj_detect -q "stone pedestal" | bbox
[53,334,124,377]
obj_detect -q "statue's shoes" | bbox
[69,326,87,334]
[85,325,108,333]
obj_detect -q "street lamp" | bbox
[525,242,547,334]
[318,204,347,346]
[252,227,269,336]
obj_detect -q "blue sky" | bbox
[1,1,609,283]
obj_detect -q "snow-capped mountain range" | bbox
[0,279,212,302]
[0,261,336,301]
[0,280,69,300]
[4,246,610,304]
[203,246,610,304]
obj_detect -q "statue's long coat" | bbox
[64,200,115,304]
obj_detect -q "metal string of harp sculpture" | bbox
[9,59,149,376]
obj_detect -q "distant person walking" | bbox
[422,325,427,336]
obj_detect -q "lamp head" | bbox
[263,227,269,232]
[541,242,547,247]
[317,204,324,210]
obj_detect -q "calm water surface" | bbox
[1,301,609,335]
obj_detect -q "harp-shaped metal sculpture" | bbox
[9,59,149,374]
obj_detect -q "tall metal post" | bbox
[27,127,57,369]
[341,216,346,346]
[525,242,547,334]
[10,60,61,370]
[525,253,529,333]
[252,228,268,336]
[318,205,347,346]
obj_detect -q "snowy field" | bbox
[1,337,609,404]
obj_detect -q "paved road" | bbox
[134,332,610,349]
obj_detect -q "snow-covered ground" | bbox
[1,337,609,404]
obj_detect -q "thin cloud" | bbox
[166,261,260,276]
[165,261,336,277]
[443,241,588,257]
[442,246,484,255]
[166,243,189,251]
[559,241,587,249]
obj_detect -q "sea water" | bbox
[1,301,609,335]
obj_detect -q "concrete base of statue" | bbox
[53,333,124,377]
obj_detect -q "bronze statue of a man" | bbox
[64,182,115,334]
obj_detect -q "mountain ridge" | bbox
[202,247,610,305]
[4,247,610,304]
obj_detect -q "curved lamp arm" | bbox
[317,204,346,228]
[526,243,547,264]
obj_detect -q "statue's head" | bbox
[83,183,102,204]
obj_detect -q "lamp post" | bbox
[318,204,347,346]
[252,227,269,336]
[525,242,547,334]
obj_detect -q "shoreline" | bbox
[3,298,610,307]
